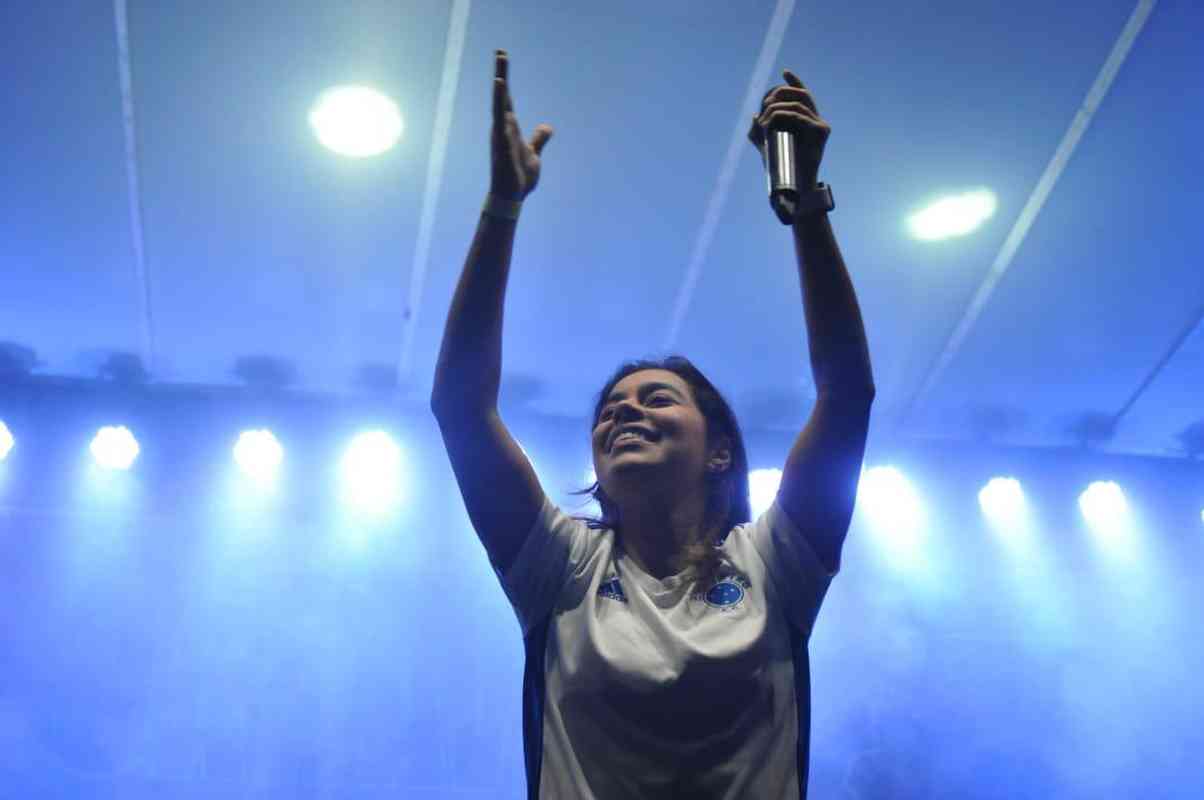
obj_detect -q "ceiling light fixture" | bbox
[907,188,997,241]
[309,85,404,158]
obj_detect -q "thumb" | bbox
[782,69,805,88]
[529,124,553,155]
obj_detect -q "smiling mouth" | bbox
[610,433,656,452]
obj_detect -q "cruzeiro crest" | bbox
[700,573,751,610]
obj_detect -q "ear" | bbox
[708,437,734,473]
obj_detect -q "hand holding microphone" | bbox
[747,69,833,224]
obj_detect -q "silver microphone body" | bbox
[765,129,798,225]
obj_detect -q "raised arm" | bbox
[430,50,554,575]
[749,70,875,573]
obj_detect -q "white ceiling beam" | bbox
[661,0,798,353]
[398,0,472,389]
[113,0,155,376]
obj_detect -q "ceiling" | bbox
[2,0,1200,457]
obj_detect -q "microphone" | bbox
[764,128,799,225]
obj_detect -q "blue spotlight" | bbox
[979,477,1025,525]
[859,466,922,526]
[90,425,140,471]
[857,466,926,566]
[1079,481,1127,528]
[233,429,283,485]
[748,468,783,519]
[0,420,13,462]
[340,430,403,513]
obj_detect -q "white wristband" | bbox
[483,193,523,221]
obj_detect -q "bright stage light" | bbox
[857,466,926,564]
[233,429,283,484]
[859,466,921,525]
[309,86,403,157]
[1079,480,1128,533]
[340,430,403,513]
[90,425,140,471]
[0,420,13,462]
[749,468,783,519]
[979,477,1026,525]
[906,189,997,241]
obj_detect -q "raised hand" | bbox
[747,69,830,189]
[491,50,553,200]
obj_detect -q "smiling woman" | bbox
[430,49,872,800]
[567,356,752,587]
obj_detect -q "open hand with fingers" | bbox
[492,50,553,201]
[747,69,830,190]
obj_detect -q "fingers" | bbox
[758,100,821,129]
[495,49,508,83]
[529,124,553,155]
[761,108,827,136]
[493,78,506,125]
[759,85,817,116]
[492,49,513,122]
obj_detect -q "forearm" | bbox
[791,213,874,395]
[430,209,518,415]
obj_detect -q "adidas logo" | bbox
[597,576,628,603]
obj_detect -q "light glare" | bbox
[0,421,13,462]
[857,466,926,561]
[979,477,1025,524]
[309,86,403,157]
[90,425,140,470]
[340,430,403,513]
[1079,481,1127,528]
[748,468,783,519]
[233,429,284,484]
[907,189,997,241]
[859,466,922,524]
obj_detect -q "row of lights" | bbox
[847,466,1171,532]
[3,422,1198,526]
[0,422,403,514]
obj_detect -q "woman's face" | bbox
[591,369,712,495]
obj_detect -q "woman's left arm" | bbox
[779,212,874,573]
[751,71,875,573]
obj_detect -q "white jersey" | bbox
[494,494,836,799]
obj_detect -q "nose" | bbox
[612,399,642,424]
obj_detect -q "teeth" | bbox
[614,430,648,445]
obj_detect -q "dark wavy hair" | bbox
[568,355,751,584]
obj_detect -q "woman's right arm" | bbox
[430,50,554,576]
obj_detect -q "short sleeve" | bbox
[495,495,605,637]
[743,497,839,636]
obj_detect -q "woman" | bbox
[431,50,873,800]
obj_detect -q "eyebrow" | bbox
[603,382,684,406]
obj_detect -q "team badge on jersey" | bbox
[598,575,628,603]
[700,573,751,610]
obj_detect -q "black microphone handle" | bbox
[766,129,798,225]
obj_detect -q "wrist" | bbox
[483,192,523,221]
[791,182,834,224]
